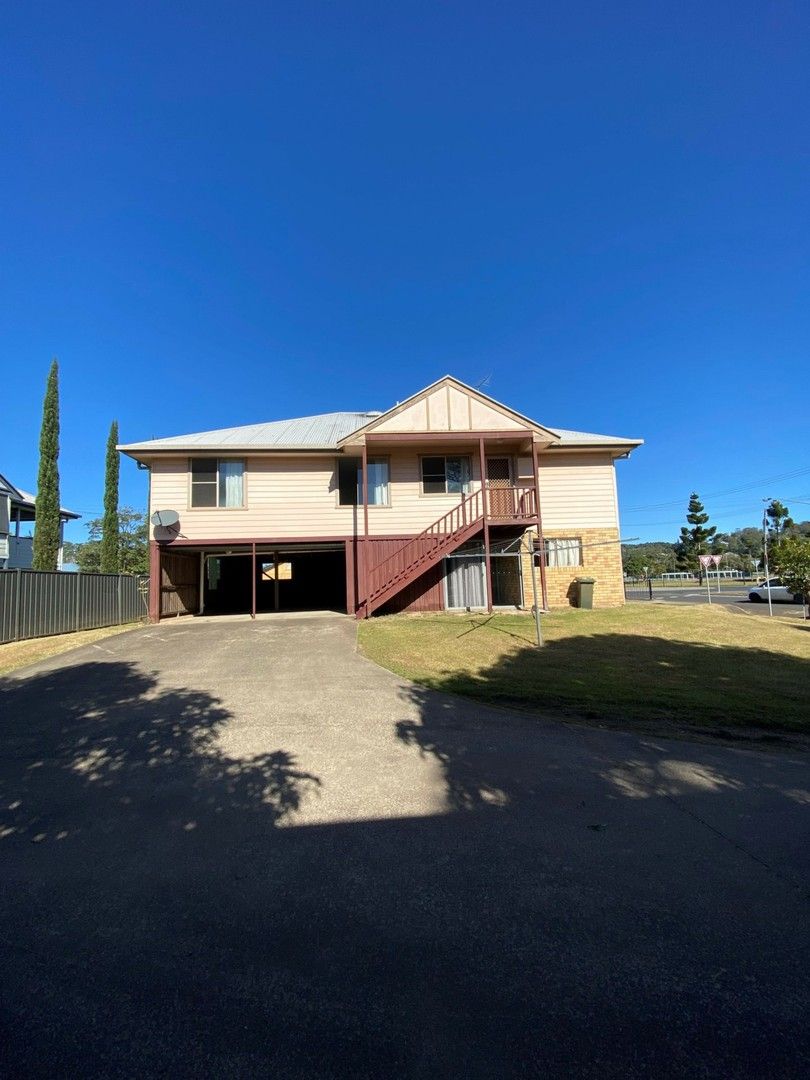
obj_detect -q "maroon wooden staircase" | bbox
[362,486,537,617]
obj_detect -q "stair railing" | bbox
[367,488,483,602]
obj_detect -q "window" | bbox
[421,456,471,494]
[191,458,244,508]
[337,457,389,506]
[444,539,523,609]
[543,538,582,568]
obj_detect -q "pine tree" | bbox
[100,420,120,573]
[677,492,717,579]
[32,359,62,571]
[765,499,794,539]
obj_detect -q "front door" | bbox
[486,457,512,518]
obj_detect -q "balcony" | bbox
[485,485,537,523]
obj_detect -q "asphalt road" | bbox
[627,584,806,618]
[1,614,808,1078]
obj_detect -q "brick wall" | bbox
[519,527,625,609]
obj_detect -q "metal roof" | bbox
[119,410,641,454]
[13,487,81,519]
[548,428,644,447]
[0,472,80,519]
[118,412,382,453]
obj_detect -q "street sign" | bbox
[710,555,723,567]
[699,555,713,568]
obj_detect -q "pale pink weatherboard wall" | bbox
[148,451,619,541]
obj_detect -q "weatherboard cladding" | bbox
[119,413,637,453]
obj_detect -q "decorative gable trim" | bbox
[337,376,560,445]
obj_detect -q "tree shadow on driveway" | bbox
[1,645,809,1079]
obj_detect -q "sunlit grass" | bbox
[359,607,810,734]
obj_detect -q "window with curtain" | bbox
[444,554,486,609]
[543,538,582,568]
[337,457,389,506]
[191,459,244,508]
[421,456,471,494]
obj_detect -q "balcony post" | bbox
[362,444,370,618]
[479,437,493,613]
[531,438,548,610]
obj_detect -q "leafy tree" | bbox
[116,507,149,574]
[621,542,676,568]
[75,537,102,574]
[622,552,647,579]
[676,493,716,578]
[32,359,62,570]
[773,535,810,619]
[100,420,120,573]
[76,507,148,575]
[61,540,83,566]
[622,544,674,580]
[765,499,794,539]
[710,532,729,555]
[726,527,764,560]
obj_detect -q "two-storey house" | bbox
[0,472,79,570]
[118,377,642,622]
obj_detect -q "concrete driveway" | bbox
[2,613,808,1078]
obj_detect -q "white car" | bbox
[748,579,800,603]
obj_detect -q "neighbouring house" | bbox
[118,377,642,622]
[0,472,80,570]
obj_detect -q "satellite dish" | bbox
[151,509,180,528]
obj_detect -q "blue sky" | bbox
[2,1,808,544]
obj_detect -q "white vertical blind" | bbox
[445,556,486,608]
[219,461,244,507]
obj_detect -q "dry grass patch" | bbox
[358,606,810,734]
[0,623,142,676]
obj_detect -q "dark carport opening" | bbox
[202,545,347,615]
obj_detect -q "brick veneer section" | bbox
[519,527,625,609]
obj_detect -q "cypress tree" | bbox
[100,420,120,573]
[32,359,62,571]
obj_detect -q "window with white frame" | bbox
[337,457,389,506]
[543,538,583,568]
[421,455,471,495]
[190,458,245,508]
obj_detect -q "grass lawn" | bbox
[0,623,142,677]
[358,607,810,735]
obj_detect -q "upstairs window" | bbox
[191,458,244,508]
[421,456,471,495]
[337,457,389,506]
[543,538,582,568]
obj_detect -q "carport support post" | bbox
[478,438,493,614]
[198,553,205,615]
[531,438,548,611]
[148,541,161,623]
[362,444,370,618]
[251,542,257,619]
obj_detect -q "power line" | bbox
[624,465,810,513]
[624,491,810,529]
